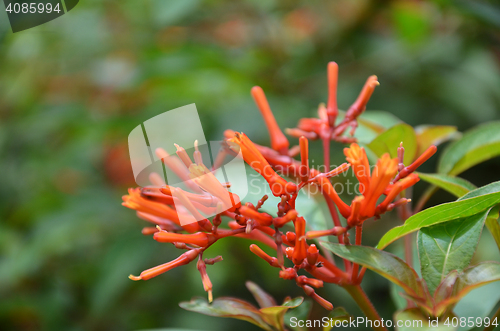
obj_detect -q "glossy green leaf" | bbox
[394,308,457,331]
[417,210,488,295]
[434,262,500,312]
[390,283,408,311]
[337,110,402,144]
[260,297,304,331]
[438,121,500,175]
[321,243,424,297]
[285,299,312,331]
[415,125,459,156]
[416,172,476,198]
[359,111,403,130]
[323,307,351,331]
[485,205,500,251]
[245,281,276,309]
[377,181,500,250]
[179,297,272,331]
[368,123,417,165]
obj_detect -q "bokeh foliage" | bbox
[1,0,500,330]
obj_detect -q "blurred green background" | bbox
[1,0,500,330]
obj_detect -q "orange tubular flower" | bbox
[395,145,437,181]
[251,86,289,155]
[197,259,213,302]
[122,188,179,223]
[238,205,273,227]
[307,244,319,266]
[299,136,309,183]
[292,217,307,265]
[360,154,398,219]
[315,176,351,218]
[129,248,200,281]
[326,62,339,126]
[377,173,419,212]
[249,244,280,267]
[229,132,296,196]
[188,164,241,212]
[343,75,379,122]
[153,231,213,247]
[344,143,370,194]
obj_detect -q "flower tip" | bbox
[129,274,142,281]
[251,85,262,91]
[208,290,213,303]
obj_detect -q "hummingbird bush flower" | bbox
[122,62,454,330]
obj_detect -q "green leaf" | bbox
[260,297,304,331]
[416,172,476,198]
[485,205,500,252]
[390,283,408,311]
[438,121,500,175]
[415,125,459,156]
[367,123,417,165]
[321,243,424,297]
[417,210,488,295]
[245,281,276,309]
[179,297,272,331]
[394,308,457,331]
[323,307,351,331]
[434,262,500,312]
[284,300,312,331]
[359,111,403,130]
[377,181,500,250]
[337,110,402,144]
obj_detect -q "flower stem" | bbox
[344,284,388,331]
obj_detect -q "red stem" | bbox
[351,225,363,283]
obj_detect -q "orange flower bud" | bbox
[315,176,351,218]
[153,231,213,247]
[377,174,419,212]
[395,145,437,181]
[307,244,319,266]
[122,188,180,223]
[141,227,159,235]
[299,136,309,183]
[279,267,297,280]
[197,259,213,303]
[305,226,346,239]
[129,249,199,281]
[229,132,295,196]
[249,244,280,267]
[296,275,323,288]
[285,246,294,259]
[251,86,289,154]
[239,206,273,227]
[327,62,339,126]
[302,285,333,310]
[292,217,307,265]
[345,75,379,121]
[274,209,298,228]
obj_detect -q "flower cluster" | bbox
[122,62,436,309]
